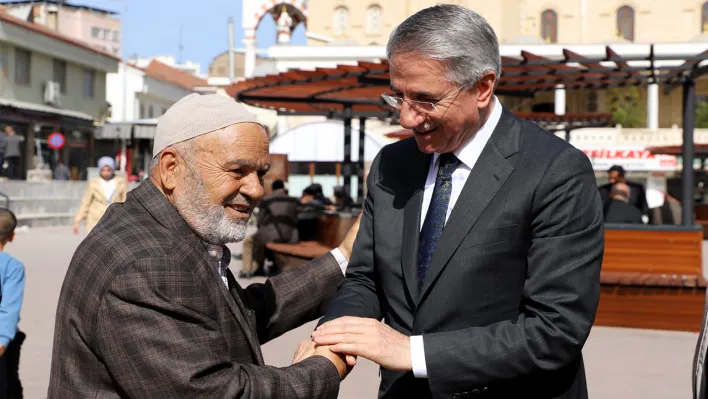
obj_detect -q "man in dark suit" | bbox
[603,182,644,224]
[311,5,604,399]
[598,165,649,217]
[240,179,301,277]
[48,94,353,398]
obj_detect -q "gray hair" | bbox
[386,4,501,86]
[149,139,195,172]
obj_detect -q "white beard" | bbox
[174,168,248,245]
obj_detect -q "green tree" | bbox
[696,101,708,128]
[608,87,645,128]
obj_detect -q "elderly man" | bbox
[604,182,644,224]
[311,5,604,399]
[49,94,354,398]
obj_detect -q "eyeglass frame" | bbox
[381,84,469,114]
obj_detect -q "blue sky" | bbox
[79,0,306,72]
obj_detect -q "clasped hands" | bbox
[292,317,413,379]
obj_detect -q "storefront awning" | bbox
[95,118,158,140]
[0,98,94,122]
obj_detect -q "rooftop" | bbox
[142,59,209,89]
[0,0,118,15]
[0,4,119,60]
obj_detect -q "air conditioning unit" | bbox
[44,81,61,106]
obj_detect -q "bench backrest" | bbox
[603,226,703,276]
[316,214,358,249]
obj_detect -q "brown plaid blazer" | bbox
[48,181,344,398]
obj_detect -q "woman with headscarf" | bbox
[73,157,128,234]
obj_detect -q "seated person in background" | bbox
[604,182,644,224]
[332,186,354,212]
[240,180,300,278]
[598,165,649,217]
[54,161,72,181]
[298,186,326,241]
[306,183,334,207]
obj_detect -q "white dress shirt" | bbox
[411,96,502,378]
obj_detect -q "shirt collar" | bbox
[205,243,231,270]
[432,95,502,169]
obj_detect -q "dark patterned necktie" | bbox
[417,153,460,288]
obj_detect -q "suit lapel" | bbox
[400,150,432,303]
[419,108,520,303]
[225,270,265,365]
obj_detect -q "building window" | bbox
[139,103,145,119]
[0,46,8,78]
[83,68,95,97]
[14,48,30,85]
[103,28,111,40]
[541,9,558,43]
[366,5,382,35]
[617,6,634,41]
[113,30,120,42]
[703,2,708,33]
[52,59,67,93]
[148,105,154,118]
[91,27,100,38]
[333,6,349,37]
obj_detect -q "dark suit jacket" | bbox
[598,181,649,216]
[604,199,644,224]
[321,107,604,399]
[48,181,343,398]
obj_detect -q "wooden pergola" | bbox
[385,112,613,140]
[228,45,708,223]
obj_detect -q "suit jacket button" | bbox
[461,391,471,398]
[452,393,461,399]
[471,388,481,394]
[481,387,489,393]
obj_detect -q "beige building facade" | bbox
[306,0,708,46]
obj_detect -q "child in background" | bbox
[0,209,25,398]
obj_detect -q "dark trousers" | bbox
[0,331,24,399]
[5,157,20,180]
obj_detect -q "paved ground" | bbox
[4,225,700,398]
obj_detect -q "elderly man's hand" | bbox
[337,213,362,261]
[313,345,353,380]
[292,339,316,364]
[312,317,412,371]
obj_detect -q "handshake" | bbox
[291,317,414,379]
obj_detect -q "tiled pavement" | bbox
[6,225,698,398]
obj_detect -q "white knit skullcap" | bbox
[152,93,264,157]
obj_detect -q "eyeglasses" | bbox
[381,85,467,114]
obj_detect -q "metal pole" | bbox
[682,78,696,226]
[343,106,352,199]
[565,129,571,143]
[227,17,235,83]
[358,117,366,204]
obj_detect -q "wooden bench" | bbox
[596,225,706,332]
[266,213,358,271]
